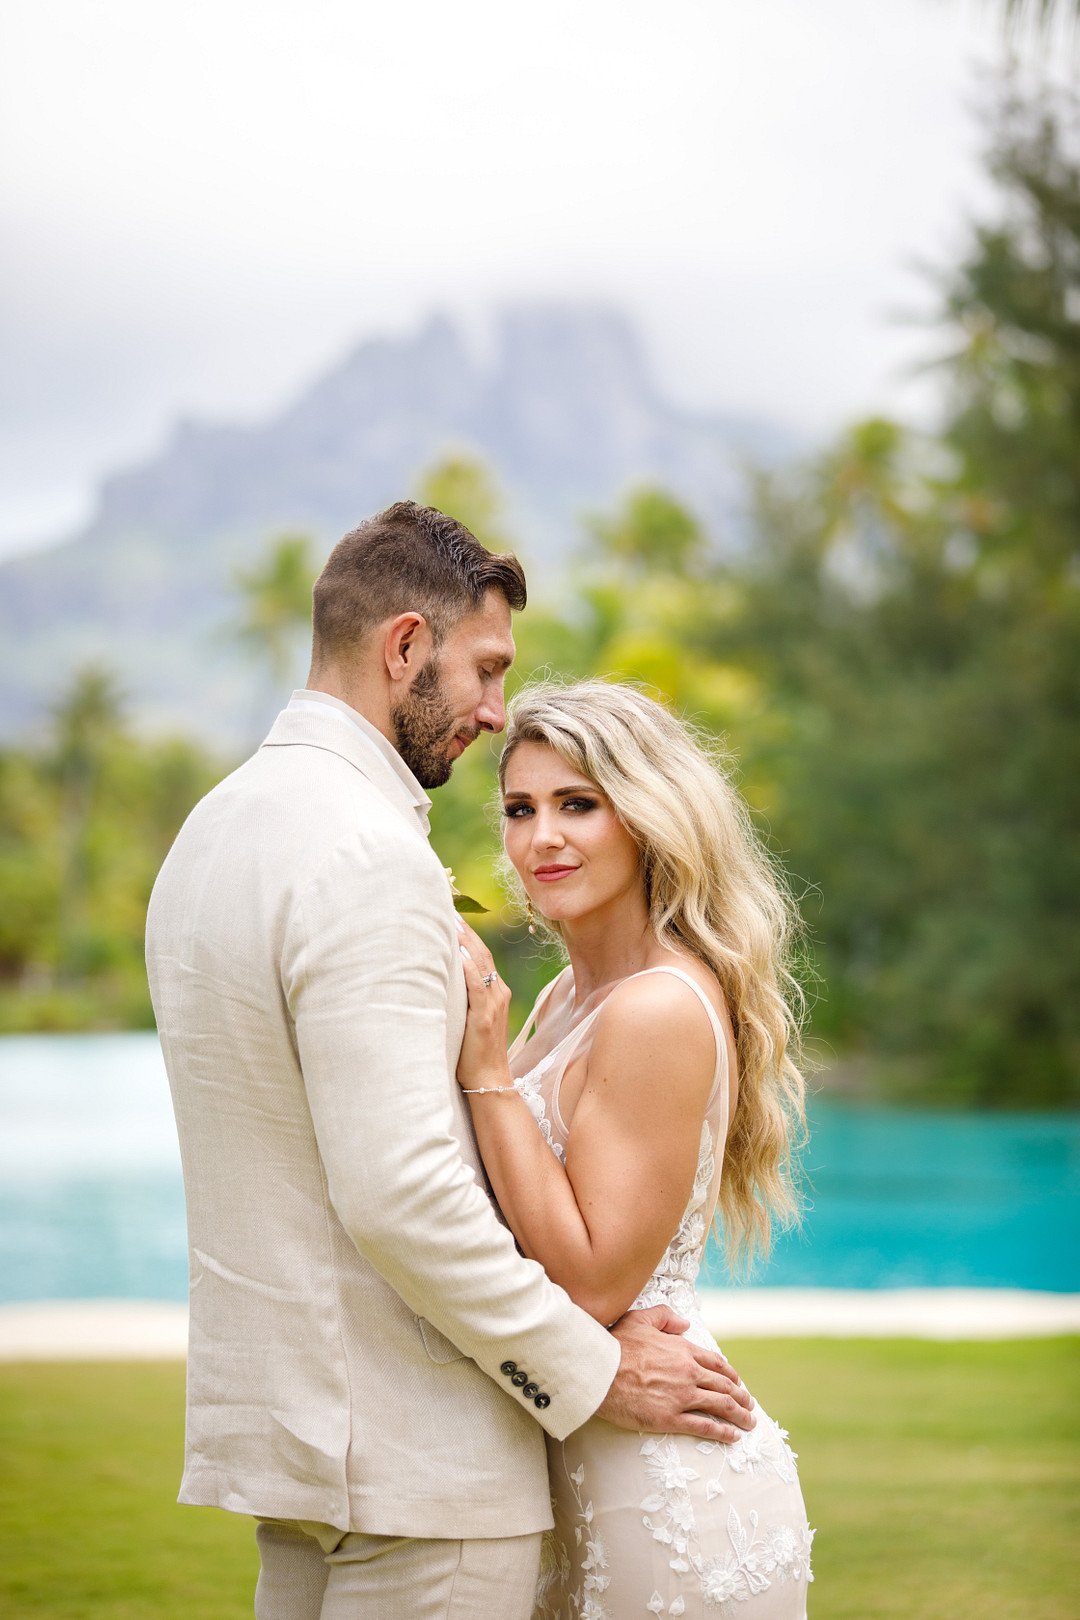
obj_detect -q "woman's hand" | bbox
[455,919,514,1092]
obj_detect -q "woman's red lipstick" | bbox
[533,865,578,882]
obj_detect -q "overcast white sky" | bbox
[0,0,1064,559]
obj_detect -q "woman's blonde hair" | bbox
[498,678,806,1270]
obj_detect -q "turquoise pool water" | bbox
[701,1102,1080,1291]
[2,1033,1078,1301]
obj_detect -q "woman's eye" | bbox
[502,803,533,819]
[563,798,598,813]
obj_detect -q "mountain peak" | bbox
[0,303,790,742]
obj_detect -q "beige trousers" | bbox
[254,1519,542,1620]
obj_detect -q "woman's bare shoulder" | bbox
[590,963,718,1081]
[611,954,725,1021]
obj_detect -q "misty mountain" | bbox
[0,305,790,746]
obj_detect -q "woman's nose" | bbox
[532,812,564,849]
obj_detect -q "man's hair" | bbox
[311,501,527,665]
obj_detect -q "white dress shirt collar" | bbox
[286,689,432,831]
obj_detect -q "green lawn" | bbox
[734,1337,1080,1620]
[0,1339,1077,1618]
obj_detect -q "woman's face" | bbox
[501,741,643,928]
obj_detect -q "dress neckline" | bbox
[510,961,728,1108]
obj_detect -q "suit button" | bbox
[511,1371,529,1387]
[500,1362,517,1377]
[533,1393,551,1409]
[523,1382,539,1398]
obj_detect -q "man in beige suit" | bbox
[146,502,752,1619]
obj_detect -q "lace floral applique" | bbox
[645,1594,686,1615]
[566,1462,611,1619]
[640,1436,700,1573]
[534,1520,571,1619]
[514,1058,566,1164]
[640,1435,812,1612]
[693,1419,800,1493]
[695,1508,815,1611]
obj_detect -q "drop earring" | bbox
[527,900,537,935]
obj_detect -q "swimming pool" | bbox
[1,1033,1077,1301]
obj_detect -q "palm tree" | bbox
[416,454,510,552]
[232,533,317,687]
[48,664,125,978]
[998,0,1078,28]
[990,0,1079,43]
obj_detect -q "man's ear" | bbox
[383,612,432,687]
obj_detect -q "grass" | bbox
[0,1340,1077,1618]
[734,1337,1080,1620]
[0,1362,256,1619]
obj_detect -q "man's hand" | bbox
[596,1305,755,1443]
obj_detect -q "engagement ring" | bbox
[481,971,498,987]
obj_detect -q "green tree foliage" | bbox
[416,454,512,553]
[231,533,317,685]
[3,90,1074,1108]
[786,85,1080,1101]
[49,666,126,982]
[706,89,1080,1106]
[430,89,1080,1105]
[0,669,224,1031]
[998,0,1079,33]
[588,487,709,575]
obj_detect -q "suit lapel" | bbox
[260,707,428,835]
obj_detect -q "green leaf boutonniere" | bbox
[444,867,489,915]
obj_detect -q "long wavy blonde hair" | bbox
[498,678,806,1269]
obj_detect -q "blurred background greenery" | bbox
[2,83,1077,1110]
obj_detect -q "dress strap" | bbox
[624,965,729,1109]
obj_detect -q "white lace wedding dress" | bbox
[507,965,813,1620]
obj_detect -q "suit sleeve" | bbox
[281,820,621,1441]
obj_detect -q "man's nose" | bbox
[475,683,506,734]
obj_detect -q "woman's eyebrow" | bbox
[503,785,597,800]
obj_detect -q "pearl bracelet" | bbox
[460,1084,517,1095]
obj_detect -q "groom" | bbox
[146,501,753,1620]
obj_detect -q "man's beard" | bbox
[391,659,464,790]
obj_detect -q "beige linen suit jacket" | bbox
[145,693,620,1539]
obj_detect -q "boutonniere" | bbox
[444,866,489,915]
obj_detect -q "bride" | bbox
[455,680,814,1619]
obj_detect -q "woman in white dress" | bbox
[456,680,814,1620]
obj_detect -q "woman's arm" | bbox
[457,929,719,1325]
